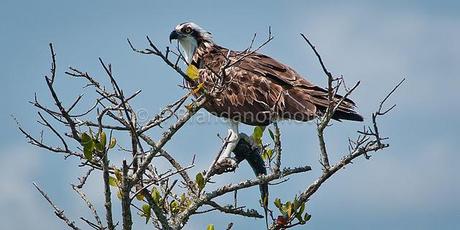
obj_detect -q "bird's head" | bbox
[169,22,213,62]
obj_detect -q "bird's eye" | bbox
[184,27,192,34]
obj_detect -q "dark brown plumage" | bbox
[171,22,363,126]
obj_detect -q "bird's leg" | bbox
[217,120,239,167]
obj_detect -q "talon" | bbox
[185,102,196,111]
[225,157,238,167]
[192,82,204,94]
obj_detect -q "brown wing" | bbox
[236,52,363,121]
[195,46,363,125]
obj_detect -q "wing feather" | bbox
[193,45,363,125]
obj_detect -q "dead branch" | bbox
[71,185,104,229]
[203,201,264,218]
[33,182,81,230]
[101,143,115,230]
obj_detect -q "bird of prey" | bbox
[169,22,363,165]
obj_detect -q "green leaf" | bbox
[299,202,305,215]
[261,194,268,208]
[206,224,215,230]
[108,176,118,187]
[81,132,92,146]
[142,204,151,224]
[95,141,104,152]
[83,144,94,160]
[170,200,179,213]
[180,193,191,208]
[88,127,95,139]
[261,151,268,160]
[293,197,300,210]
[114,168,122,181]
[268,128,275,141]
[252,126,265,146]
[151,187,161,205]
[304,212,312,222]
[284,201,293,218]
[254,126,264,138]
[109,137,117,149]
[99,131,107,147]
[274,198,282,209]
[264,148,273,159]
[296,212,303,223]
[195,172,205,191]
[136,192,144,201]
[82,132,94,160]
[289,202,295,218]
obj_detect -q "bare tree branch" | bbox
[204,201,264,218]
[101,146,115,230]
[44,43,81,142]
[33,182,81,230]
[72,185,104,229]
[121,160,133,230]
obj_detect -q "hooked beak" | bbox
[169,30,180,43]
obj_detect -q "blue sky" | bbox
[1,1,459,229]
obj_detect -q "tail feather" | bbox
[316,94,364,121]
[283,86,364,122]
[330,109,363,121]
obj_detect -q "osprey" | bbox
[169,22,363,164]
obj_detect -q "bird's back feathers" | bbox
[189,43,363,125]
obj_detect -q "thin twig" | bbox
[33,182,81,230]
[203,201,264,218]
[72,185,104,229]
